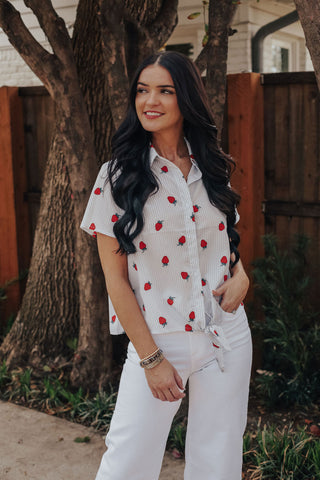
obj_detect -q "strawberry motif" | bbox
[181,272,190,280]
[219,221,225,231]
[159,316,167,327]
[142,304,146,311]
[133,263,137,271]
[111,315,116,323]
[224,274,228,282]
[94,187,103,195]
[212,342,220,349]
[200,239,207,249]
[167,296,175,305]
[161,166,168,173]
[111,213,120,222]
[93,231,97,238]
[178,235,186,246]
[144,281,152,291]
[139,241,147,252]
[189,311,195,321]
[89,223,96,230]
[241,301,244,306]
[201,278,207,286]
[191,213,195,222]
[185,324,193,332]
[168,196,177,205]
[190,154,195,159]
[193,204,200,213]
[162,256,169,267]
[220,256,228,266]
[155,220,163,231]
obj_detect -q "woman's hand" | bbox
[144,358,185,402]
[212,259,249,313]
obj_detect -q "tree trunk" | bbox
[0,126,79,367]
[205,0,237,138]
[294,0,320,92]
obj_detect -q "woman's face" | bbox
[135,64,184,136]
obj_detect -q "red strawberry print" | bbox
[155,220,163,231]
[178,235,186,246]
[220,256,228,266]
[167,296,175,305]
[190,154,195,159]
[133,263,137,271]
[168,196,177,205]
[224,274,228,282]
[219,221,225,231]
[94,187,102,195]
[159,316,167,327]
[201,278,207,286]
[189,311,195,321]
[143,304,145,311]
[161,166,168,173]
[144,281,152,291]
[193,204,200,213]
[111,315,116,323]
[185,324,193,332]
[212,342,220,348]
[191,213,195,222]
[181,272,190,280]
[139,241,147,252]
[200,239,207,249]
[89,223,96,230]
[111,213,120,222]
[241,301,244,306]
[162,256,169,267]
[93,231,97,238]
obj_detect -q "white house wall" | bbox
[0,0,314,87]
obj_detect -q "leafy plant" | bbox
[252,234,320,407]
[76,389,118,432]
[243,425,320,479]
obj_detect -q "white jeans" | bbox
[95,309,252,480]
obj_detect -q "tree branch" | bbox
[24,0,75,67]
[194,43,209,74]
[146,0,178,49]
[0,0,56,93]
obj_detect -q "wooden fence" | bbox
[1,71,319,324]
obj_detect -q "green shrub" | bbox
[252,234,320,407]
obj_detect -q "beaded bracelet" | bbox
[140,348,164,369]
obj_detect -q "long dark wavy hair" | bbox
[108,51,241,266]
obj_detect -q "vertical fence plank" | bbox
[0,88,20,324]
[227,73,265,299]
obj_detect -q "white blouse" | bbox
[81,142,244,370]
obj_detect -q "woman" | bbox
[81,51,252,480]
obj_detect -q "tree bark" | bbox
[205,0,237,138]
[294,0,320,92]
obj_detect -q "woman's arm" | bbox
[212,256,249,313]
[97,233,185,402]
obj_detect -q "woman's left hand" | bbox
[212,259,249,313]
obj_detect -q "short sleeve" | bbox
[80,163,123,238]
[235,207,240,224]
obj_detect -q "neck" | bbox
[151,131,188,162]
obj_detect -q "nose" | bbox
[145,90,160,107]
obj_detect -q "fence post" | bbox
[0,87,30,326]
[227,73,265,299]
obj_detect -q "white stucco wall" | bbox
[0,0,314,87]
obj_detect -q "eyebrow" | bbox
[137,82,175,89]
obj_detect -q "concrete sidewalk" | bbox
[0,401,184,480]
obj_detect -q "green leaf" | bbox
[187,12,201,20]
[74,436,90,443]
